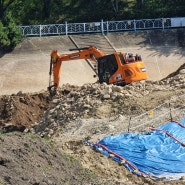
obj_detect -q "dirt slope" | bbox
[0,132,111,185]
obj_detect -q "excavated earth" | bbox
[0,30,185,185]
[0,63,185,185]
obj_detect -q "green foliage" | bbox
[0,21,10,50]
[1,0,185,29]
[62,151,76,163]
[0,12,22,52]
[0,0,184,54]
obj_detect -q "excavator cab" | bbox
[97,53,147,86]
[97,54,118,84]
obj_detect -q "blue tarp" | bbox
[94,117,185,180]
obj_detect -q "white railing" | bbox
[20,17,185,37]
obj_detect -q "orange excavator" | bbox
[48,46,147,95]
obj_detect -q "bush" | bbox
[0,12,22,52]
[0,22,10,51]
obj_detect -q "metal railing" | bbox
[20,17,185,37]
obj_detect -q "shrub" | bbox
[0,12,22,52]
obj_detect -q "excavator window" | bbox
[97,54,118,84]
[119,54,127,64]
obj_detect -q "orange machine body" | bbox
[97,52,147,86]
[48,46,147,94]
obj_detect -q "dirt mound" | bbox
[0,92,51,132]
[33,71,185,137]
[0,132,110,185]
[163,63,185,79]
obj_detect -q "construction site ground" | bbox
[0,29,185,185]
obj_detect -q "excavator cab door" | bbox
[97,54,118,84]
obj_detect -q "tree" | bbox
[0,12,22,51]
[136,0,144,9]
[42,0,51,19]
[0,0,15,19]
[0,21,10,50]
[111,0,120,13]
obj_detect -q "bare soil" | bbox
[0,132,110,185]
[0,91,51,132]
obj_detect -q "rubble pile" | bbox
[34,68,185,137]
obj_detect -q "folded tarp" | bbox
[93,117,185,180]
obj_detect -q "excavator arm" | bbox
[48,46,106,95]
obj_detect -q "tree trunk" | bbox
[111,0,119,13]
[42,0,51,18]
[0,0,4,19]
[136,0,144,9]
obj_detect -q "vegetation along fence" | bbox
[20,17,185,37]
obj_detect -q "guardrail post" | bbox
[40,25,42,37]
[84,23,86,32]
[169,102,173,122]
[65,21,68,35]
[20,26,24,36]
[101,19,104,34]
[106,21,109,33]
[128,116,132,133]
[162,18,164,30]
[134,19,136,31]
